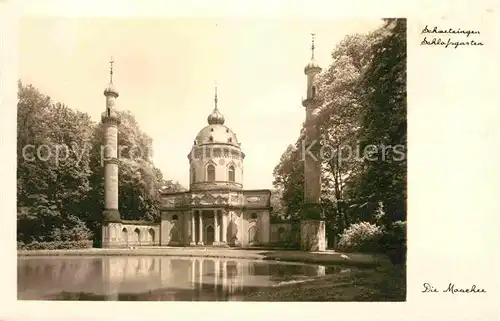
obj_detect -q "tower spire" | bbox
[311,33,315,60]
[109,56,114,84]
[303,32,321,75]
[104,57,119,97]
[207,83,225,125]
[214,83,218,109]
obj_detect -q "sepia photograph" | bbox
[15,16,408,302]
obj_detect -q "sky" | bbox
[19,17,383,189]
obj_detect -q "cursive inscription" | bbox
[422,282,487,294]
[421,37,484,48]
[420,25,484,48]
[421,25,480,37]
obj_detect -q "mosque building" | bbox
[156,87,273,247]
[101,35,324,249]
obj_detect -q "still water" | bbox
[18,256,336,301]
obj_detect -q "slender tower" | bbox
[300,34,326,251]
[101,58,122,248]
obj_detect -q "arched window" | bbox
[228,165,235,182]
[207,164,215,181]
[121,228,128,245]
[312,86,316,98]
[134,228,141,244]
[191,168,196,183]
[149,228,155,243]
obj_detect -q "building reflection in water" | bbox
[18,256,329,301]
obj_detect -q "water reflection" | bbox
[18,256,335,301]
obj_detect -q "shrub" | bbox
[379,220,407,265]
[337,221,384,253]
[17,240,93,250]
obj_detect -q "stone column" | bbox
[220,210,227,245]
[101,112,121,248]
[198,211,204,246]
[213,210,220,245]
[190,210,196,246]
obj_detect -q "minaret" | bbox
[300,33,326,252]
[101,57,122,248]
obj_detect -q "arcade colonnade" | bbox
[189,209,227,246]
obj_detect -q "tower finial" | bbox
[214,83,218,109]
[208,82,224,125]
[109,57,114,84]
[311,33,316,59]
[104,57,119,97]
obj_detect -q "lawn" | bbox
[241,263,406,301]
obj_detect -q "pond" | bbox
[18,256,338,301]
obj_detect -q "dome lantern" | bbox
[207,85,225,125]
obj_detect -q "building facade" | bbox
[157,88,273,247]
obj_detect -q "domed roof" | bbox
[195,124,239,147]
[193,86,240,148]
[208,107,225,125]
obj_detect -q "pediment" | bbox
[190,192,230,205]
[200,193,215,205]
[191,196,201,205]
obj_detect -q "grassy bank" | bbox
[241,264,406,301]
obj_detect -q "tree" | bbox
[17,82,94,243]
[314,32,382,231]
[269,188,285,221]
[272,143,304,220]
[354,18,407,226]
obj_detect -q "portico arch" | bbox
[205,224,215,245]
